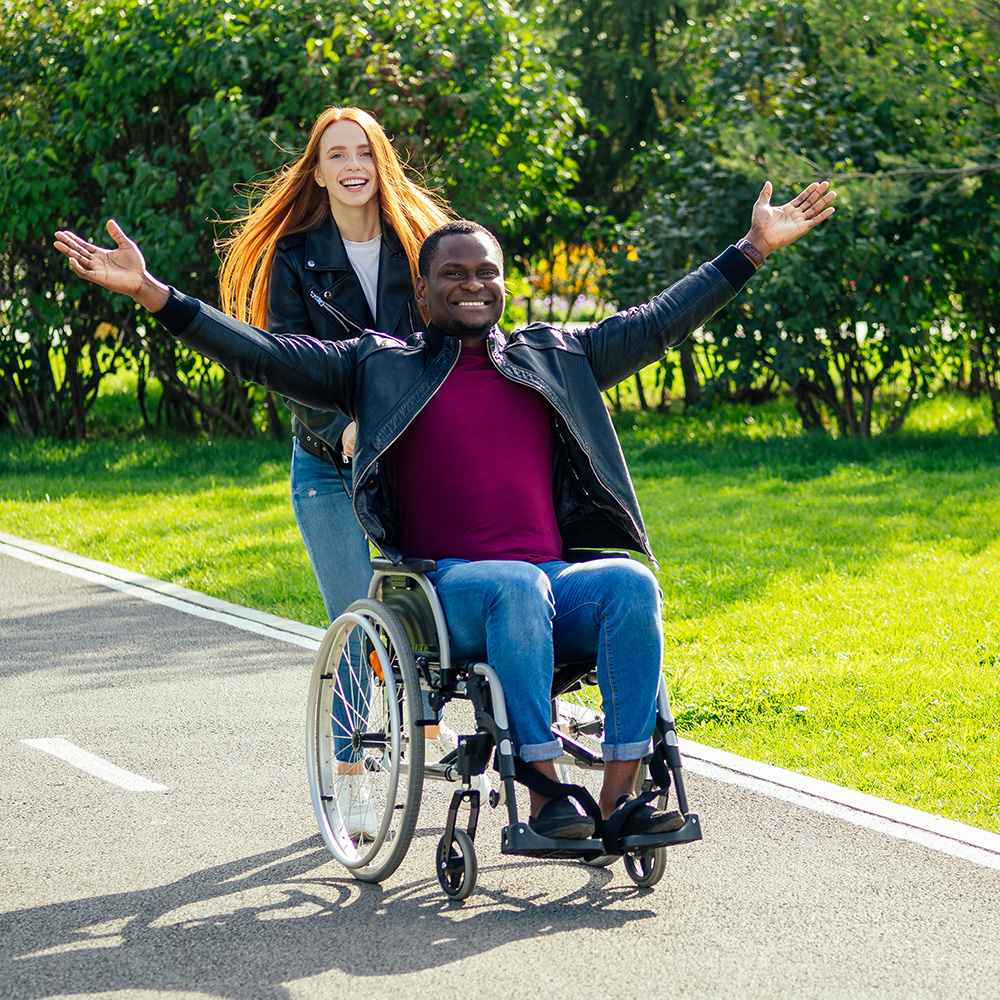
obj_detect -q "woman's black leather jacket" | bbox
[267,215,421,463]
[157,246,754,564]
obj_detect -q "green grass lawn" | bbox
[619,398,999,832]
[2,389,998,833]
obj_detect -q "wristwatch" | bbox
[736,237,766,268]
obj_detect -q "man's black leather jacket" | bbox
[156,245,754,564]
[267,216,422,463]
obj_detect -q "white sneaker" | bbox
[427,723,492,801]
[469,771,492,801]
[425,722,460,760]
[334,774,378,840]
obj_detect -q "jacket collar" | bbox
[423,321,504,357]
[303,214,406,272]
[303,216,412,333]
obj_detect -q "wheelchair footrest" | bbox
[617,813,702,852]
[500,822,606,860]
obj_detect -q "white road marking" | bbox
[21,737,169,792]
[0,531,324,651]
[4,531,999,869]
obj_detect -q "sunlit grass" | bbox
[2,391,998,833]
[0,432,327,625]
[615,398,1000,833]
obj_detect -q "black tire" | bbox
[436,829,478,900]
[307,598,425,882]
[624,846,667,888]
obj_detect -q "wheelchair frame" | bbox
[306,557,701,900]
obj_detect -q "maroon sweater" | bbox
[387,338,563,562]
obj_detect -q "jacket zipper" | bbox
[309,288,367,337]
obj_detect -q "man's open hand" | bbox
[54,219,170,310]
[746,181,837,258]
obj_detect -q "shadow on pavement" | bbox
[2,835,655,999]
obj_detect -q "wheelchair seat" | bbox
[305,557,701,900]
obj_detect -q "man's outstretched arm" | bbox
[54,220,359,417]
[580,180,836,389]
[55,220,171,311]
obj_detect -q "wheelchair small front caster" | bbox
[436,829,478,900]
[624,846,666,888]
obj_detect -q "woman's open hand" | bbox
[54,219,171,310]
[54,219,148,295]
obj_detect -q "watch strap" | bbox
[736,237,766,268]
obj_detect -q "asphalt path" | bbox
[2,534,1000,1000]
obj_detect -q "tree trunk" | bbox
[678,341,701,406]
[792,381,825,433]
[633,372,649,410]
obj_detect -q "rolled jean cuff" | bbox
[602,738,654,762]
[518,738,562,763]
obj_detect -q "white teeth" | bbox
[457,301,486,307]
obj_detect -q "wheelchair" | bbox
[306,556,702,900]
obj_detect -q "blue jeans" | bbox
[427,558,663,763]
[290,439,373,622]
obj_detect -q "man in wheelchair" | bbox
[55,180,834,847]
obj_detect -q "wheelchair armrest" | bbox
[562,548,632,563]
[371,556,438,574]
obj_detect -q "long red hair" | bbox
[218,107,451,327]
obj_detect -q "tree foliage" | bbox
[536,0,728,224]
[0,0,581,437]
[607,0,1000,434]
[3,0,1000,438]
[925,0,1000,430]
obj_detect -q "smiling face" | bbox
[313,119,380,214]
[416,233,506,341]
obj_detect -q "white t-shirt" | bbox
[342,234,382,322]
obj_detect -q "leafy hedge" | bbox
[4,0,1000,439]
[0,0,581,437]
[606,0,1000,435]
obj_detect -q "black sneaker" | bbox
[613,795,685,836]
[529,797,597,839]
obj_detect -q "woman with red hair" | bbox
[219,108,450,616]
[218,107,459,837]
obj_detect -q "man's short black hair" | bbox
[418,220,504,277]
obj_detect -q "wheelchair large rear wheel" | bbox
[307,598,425,882]
[553,694,605,790]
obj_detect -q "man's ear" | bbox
[414,275,428,308]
